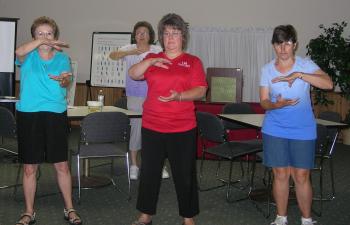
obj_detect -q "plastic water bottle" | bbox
[97,89,104,106]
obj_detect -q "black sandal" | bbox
[15,212,36,225]
[64,208,82,225]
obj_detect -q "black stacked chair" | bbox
[0,106,44,199]
[0,106,17,156]
[196,111,262,202]
[71,111,131,202]
[0,106,18,189]
[313,111,342,216]
[221,103,259,178]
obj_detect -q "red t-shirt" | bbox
[142,52,207,133]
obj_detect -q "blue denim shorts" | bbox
[262,133,315,169]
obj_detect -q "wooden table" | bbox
[218,114,347,129]
[68,105,141,119]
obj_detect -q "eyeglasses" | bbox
[163,32,181,38]
[35,31,54,38]
[135,31,149,36]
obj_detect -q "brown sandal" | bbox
[64,208,82,225]
[15,212,36,225]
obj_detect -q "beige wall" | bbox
[1,0,350,82]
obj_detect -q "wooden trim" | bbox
[312,91,350,120]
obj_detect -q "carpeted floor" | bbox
[1,131,350,225]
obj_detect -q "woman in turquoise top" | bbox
[15,16,82,225]
[260,25,333,225]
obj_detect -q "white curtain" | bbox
[187,27,274,102]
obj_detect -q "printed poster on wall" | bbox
[90,32,131,87]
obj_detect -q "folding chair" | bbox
[71,111,131,202]
[313,112,342,216]
[0,106,18,189]
[221,103,259,178]
[196,111,262,202]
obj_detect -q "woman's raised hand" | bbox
[41,38,69,51]
[49,72,72,87]
[158,90,180,102]
[150,58,172,69]
[275,94,299,108]
[272,72,302,87]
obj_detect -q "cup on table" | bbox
[87,101,103,113]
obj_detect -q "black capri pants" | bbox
[136,127,199,218]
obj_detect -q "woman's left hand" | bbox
[158,90,180,102]
[272,72,302,87]
[49,72,72,87]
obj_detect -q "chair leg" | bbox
[0,147,18,156]
[311,166,324,217]
[226,160,234,202]
[329,157,335,199]
[311,160,323,217]
[77,155,81,204]
[266,169,272,218]
[226,156,257,203]
[198,151,205,190]
[215,159,222,177]
[0,143,19,190]
[126,152,131,200]
[319,166,323,216]
[199,152,226,192]
[239,160,245,178]
[249,165,272,219]
[12,164,22,200]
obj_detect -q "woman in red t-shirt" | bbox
[129,13,207,225]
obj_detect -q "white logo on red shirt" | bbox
[178,61,190,68]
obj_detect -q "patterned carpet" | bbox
[1,131,350,225]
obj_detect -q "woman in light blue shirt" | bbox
[260,25,333,225]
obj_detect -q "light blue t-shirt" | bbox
[260,56,320,140]
[16,49,71,113]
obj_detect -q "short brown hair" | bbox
[158,13,189,50]
[31,16,59,39]
[271,24,297,44]
[131,21,155,44]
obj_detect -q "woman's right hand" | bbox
[274,94,299,108]
[15,38,69,59]
[40,38,69,51]
[129,57,171,80]
[149,58,172,69]
[109,48,144,60]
